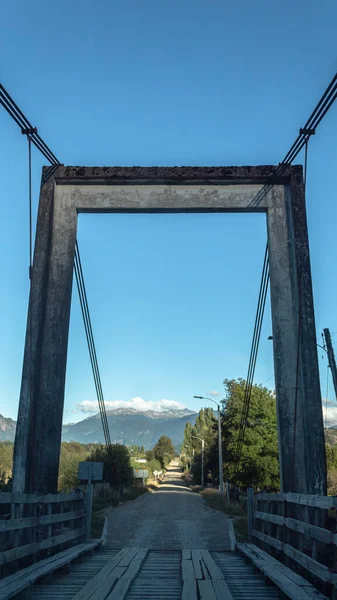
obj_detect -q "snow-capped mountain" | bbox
[61,408,197,447]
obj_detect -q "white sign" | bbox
[153,470,162,477]
[133,469,149,479]
[78,461,104,481]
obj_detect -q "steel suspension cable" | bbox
[232,71,337,481]
[0,82,111,449]
[232,245,270,479]
[74,243,111,447]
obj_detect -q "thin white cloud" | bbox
[208,390,220,397]
[322,398,337,428]
[76,397,187,414]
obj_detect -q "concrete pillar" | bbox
[267,174,327,494]
[12,177,77,494]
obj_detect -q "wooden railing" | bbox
[247,489,337,596]
[0,490,86,577]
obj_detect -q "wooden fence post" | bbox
[247,487,254,543]
[86,464,93,540]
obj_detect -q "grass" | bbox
[191,485,203,494]
[200,488,248,541]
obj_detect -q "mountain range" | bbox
[0,408,198,449]
[62,408,197,448]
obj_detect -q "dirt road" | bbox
[105,464,235,551]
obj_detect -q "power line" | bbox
[0,82,112,450]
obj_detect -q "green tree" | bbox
[222,378,279,490]
[181,408,218,485]
[88,444,133,489]
[58,442,93,491]
[153,435,175,469]
[181,422,194,470]
[145,449,155,462]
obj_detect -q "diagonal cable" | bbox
[0,82,111,449]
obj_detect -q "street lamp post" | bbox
[192,435,204,487]
[194,396,224,495]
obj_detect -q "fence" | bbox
[0,490,86,577]
[247,489,337,597]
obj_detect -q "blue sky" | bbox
[0,0,337,424]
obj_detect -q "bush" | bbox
[58,442,92,491]
[88,444,133,489]
[201,489,245,516]
[147,459,162,479]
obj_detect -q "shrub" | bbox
[88,444,133,489]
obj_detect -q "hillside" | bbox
[62,408,197,448]
[0,415,16,441]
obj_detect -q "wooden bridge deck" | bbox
[30,546,280,600]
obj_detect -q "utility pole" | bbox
[217,404,224,495]
[323,328,337,399]
[194,396,224,494]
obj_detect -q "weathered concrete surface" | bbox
[105,466,235,551]
[12,165,326,495]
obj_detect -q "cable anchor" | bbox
[21,127,38,136]
[299,127,316,136]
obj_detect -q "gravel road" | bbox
[105,464,235,551]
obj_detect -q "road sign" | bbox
[133,469,149,479]
[78,461,103,481]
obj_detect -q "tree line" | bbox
[0,434,176,492]
[181,378,336,493]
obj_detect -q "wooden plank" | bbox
[212,578,234,600]
[0,541,100,600]
[0,527,86,566]
[109,565,127,578]
[0,491,84,504]
[256,493,286,502]
[191,549,202,578]
[105,578,131,600]
[182,580,197,600]
[121,549,147,579]
[182,558,195,580]
[284,517,333,545]
[285,493,337,509]
[200,550,223,580]
[118,547,140,567]
[253,528,283,551]
[201,560,210,579]
[255,492,337,509]
[182,549,191,560]
[0,509,85,532]
[89,576,118,600]
[198,580,217,600]
[255,510,284,526]
[120,559,142,580]
[283,543,331,583]
[238,543,311,587]
[236,544,328,600]
[72,548,131,600]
